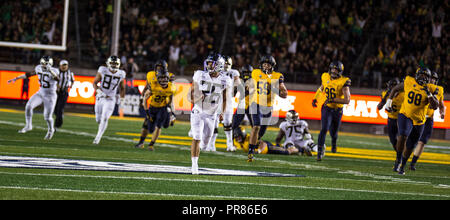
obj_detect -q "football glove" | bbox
[385,98,393,112]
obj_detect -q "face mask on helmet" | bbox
[286,111,299,124]
[329,61,344,78]
[156,69,169,87]
[224,57,232,71]
[260,56,276,74]
[40,56,53,71]
[415,68,431,85]
[233,128,246,143]
[107,56,121,72]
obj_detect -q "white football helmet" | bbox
[106,55,121,72]
[224,56,232,71]
[40,55,53,70]
[204,53,224,74]
[286,110,299,124]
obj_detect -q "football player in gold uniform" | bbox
[410,71,445,170]
[135,60,176,148]
[377,78,404,150]
[312,61,351,161]
[246,55,288,162]
[386,67,439,174]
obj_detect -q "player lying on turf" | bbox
[233,127,309,156]
[8,55,60,140]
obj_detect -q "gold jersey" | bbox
[382,90,404,119]
[399,76,438,125]
[425,85,444,118]
[234,134,268,154]
[321,72,351,109]
[250,69,284,107]
[148,82,177,108]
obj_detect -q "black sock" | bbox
[139,136,146,144]
[411,155,419,164]
[248,144,257,154]
[396,151,402,162]
[401,155,409,167]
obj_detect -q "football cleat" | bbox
[317,145,326,161]
[409,164,416,171]
[398,166,406,175]
[191,165,199,175]
[247,153,255,162]
[44,129,54,140]
[93,137,101,145]
[331,146,337,153]
[393,160,400,172]
[134,143,145,149]
[226,146,237,152]
[18,127,32,133]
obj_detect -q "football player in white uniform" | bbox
[92,55,126,144]
[208,55,240,152]
[189,53,232,174]
[275,110,318,156]
[8,55,60,140]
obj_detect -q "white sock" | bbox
[25,108,33,129]
[191,157,198,166]
[46,118,54,132]
[225,130,233,146]
[209,133,217,151]
[95,119,109,140]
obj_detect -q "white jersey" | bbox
[280,120,309,143]
[222,69,240,81]
[220,69,240,114]
[35,65,59,94]
[97,66,126,98]
[192,70,232,115]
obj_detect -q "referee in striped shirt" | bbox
[54,59,74,128]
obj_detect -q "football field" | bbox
[0,107,449,200]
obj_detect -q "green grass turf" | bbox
[0,108,449,200]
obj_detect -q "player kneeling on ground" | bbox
[275,110,318,156]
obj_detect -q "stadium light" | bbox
[0,0,70,51]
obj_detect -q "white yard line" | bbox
[0,119,448,198]
[0,185,283,200]
[0,171,449,198]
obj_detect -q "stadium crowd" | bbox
[0,0,447,90]
[0,0,65,63]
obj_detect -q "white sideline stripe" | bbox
[0,186,282,200]
[0,120,448,196]
[0,171,449,198]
